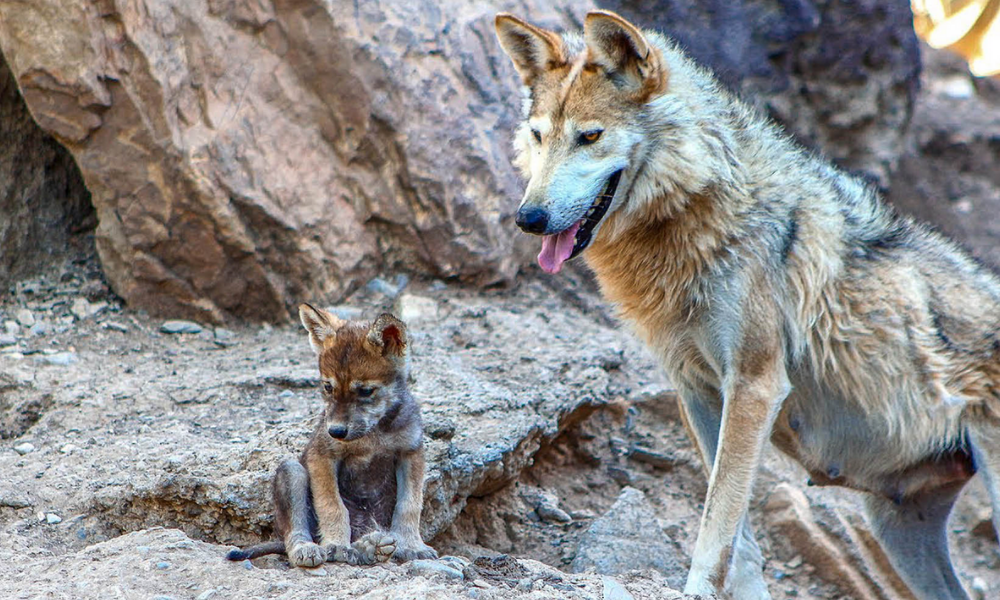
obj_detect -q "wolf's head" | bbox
[298,304,411,442]
[496,11,712,273]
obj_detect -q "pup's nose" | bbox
[328,425,348,439]
[516,207,549,234]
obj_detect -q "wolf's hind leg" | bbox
[273,458,327,568]
[676,382,771,600]
[863,486,969,600]
[969,427,1000,545]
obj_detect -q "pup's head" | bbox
[495,11,675,273]
[299,304,410,442]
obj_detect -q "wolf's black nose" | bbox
[328,425,348,439]
[516,207,549,234]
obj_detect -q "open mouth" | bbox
[538,169,622,274]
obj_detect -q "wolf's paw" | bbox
[391,538,437,562]
[349,532,396,564]
[288,542,327,568]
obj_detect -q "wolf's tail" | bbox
[226,541,286,561]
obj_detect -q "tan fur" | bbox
[497,10,1000,600]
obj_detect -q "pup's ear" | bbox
[298,303,344,354]
[584,10,666,100]
[366,313,408,359]
[495,13,566,86]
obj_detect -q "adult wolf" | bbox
[495,10,1000,600]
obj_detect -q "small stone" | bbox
[195,590,217,600]
[325,305,364,321]
[970,576,987,600]
[45,513,62,524]
[160,320,203,334]
[4,320,20,336]
[627,446,676,470]
[103,322,128,333]
[13,442,35,455]
[36,352,78,366]
[0,494,32,509]
[936,74,975,100]
[300,566,326,576]
[70,298,92,320]
[601,576,635,600]
[520,486,572,523]
[407,559,464,580]
[213,328,236,346]
[29,322,51,337]
[278,390,295,399]
[367,277,400,298]
[785,555,803,569]
[60,443,80,454]
[397,294,440,323]
[15,309,35,327]
[0,333,16,347]
[155,561,170,570]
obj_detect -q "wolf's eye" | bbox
[356,386,376,398]
[531,129,542,143]
[322,382,334,394]
[579,130,603,145]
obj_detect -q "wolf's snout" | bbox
[328,425,348,439]
[516,206,549,234]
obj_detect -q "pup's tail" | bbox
[226,541,286,561]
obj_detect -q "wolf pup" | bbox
[495,10,1000,600]
[227,305,437,567]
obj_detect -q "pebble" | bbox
[103,321,128,333]
[36,352,78,366]
[45,513,62,524]
[70,298,101,321]
[601,576,635,600]
[60,443,81,454]
[195,590,217,600]
[326,305,364,321]
[367,277,401,298]
[213,328,236,346]
[397,294,440,323]
[15,309,35,327]
[300,566,326,576]
[0,333,16,347]
[407,559,464,580]
[156,561,171,570]
[971,576,987,600]
[29,322,51,337]
[4,320,20,336]
[160,320,203,335]
[13,442,35,455]
[278,390,295,399]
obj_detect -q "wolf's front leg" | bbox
[273,458,328,567]
[304,450,355,559]
[684,328,788,597]
[389,449,437,561]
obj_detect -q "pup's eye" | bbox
[531,129,542,143]
[322,382,334,394]
[579,130,603,145]
[356,386,376,398]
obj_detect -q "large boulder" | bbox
[0,0,921,321]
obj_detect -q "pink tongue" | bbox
[538,222,580,274]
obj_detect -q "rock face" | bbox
[0,51,91,288]
[571,487,687,589]
[0,0,922,321]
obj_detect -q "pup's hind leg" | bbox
[863,485,969,600]
[273,458,327,568]
[677,382,770,600]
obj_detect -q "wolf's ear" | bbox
[495,13,566,86]
[367,313,408,359]
[584,10,666,99]
[298,303,344,354]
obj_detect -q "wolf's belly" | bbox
[337,454,398,540]
[770,380,973,502]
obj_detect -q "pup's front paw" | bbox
[391,537,437,562]
[288,542,327,568]
[351,532,397,564]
